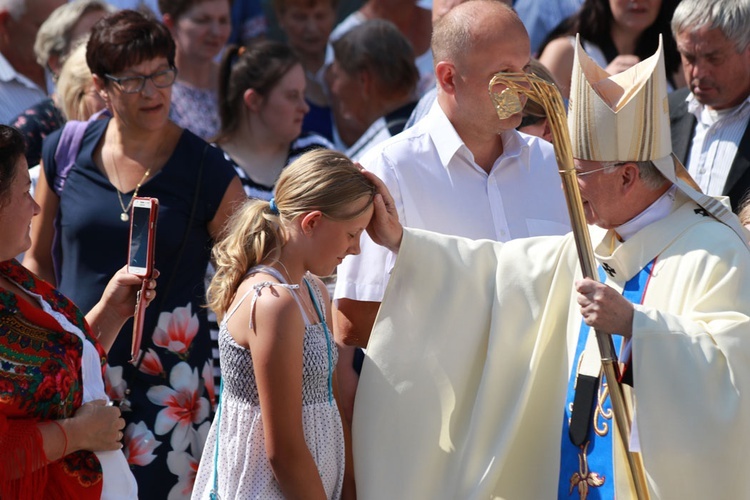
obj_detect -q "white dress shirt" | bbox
[334,101,571,302]
[686,93,750,197]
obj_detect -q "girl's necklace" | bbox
[275,260,317,320]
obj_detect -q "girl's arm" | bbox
[230,281,328,499]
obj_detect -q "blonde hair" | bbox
[56,41,96,120]
[207,149,376,319]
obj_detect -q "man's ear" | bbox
[620,162,640,193]
[300,210,323,234]
[435,61,458,95]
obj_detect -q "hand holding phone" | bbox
[128,197,159,363]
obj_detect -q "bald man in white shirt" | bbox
[332,0,570,422]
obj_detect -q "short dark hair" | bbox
[0,125,26,208]
[332,19,418,98]
[86,9,176,79]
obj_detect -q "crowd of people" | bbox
[1,0,749,498]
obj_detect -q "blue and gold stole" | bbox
[557,259,655,499]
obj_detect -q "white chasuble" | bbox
[352,193,750,499]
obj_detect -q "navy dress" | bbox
[42,118,237,499]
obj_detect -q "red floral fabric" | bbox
[0,259,106,499]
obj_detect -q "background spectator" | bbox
[215,40,333,201]
[161,0,232,140]
[668,0,750,212]
[514,0,583,56]
[273,0,337,141]
[34,0,113,78]
[329,0,434,95]
[228,0,266,45]
[328,19,419,160]
[538,0,684,99]
[55,42,106,121]
[0,0,65,123]
[11,0,112,166]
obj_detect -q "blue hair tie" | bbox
[269,198,279,215]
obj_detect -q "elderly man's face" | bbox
[676,25,750,110]
[575,159,629,229]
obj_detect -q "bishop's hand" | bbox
[359,167,403,253]
[575,278,634,338]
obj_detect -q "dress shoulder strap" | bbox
[226,265,313,329]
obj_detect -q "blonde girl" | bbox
[193,149,376,499]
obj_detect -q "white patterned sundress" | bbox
[192,266,345,499]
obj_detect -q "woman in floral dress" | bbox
[23,11,245,499]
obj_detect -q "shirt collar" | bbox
[0,52,47,92]
[687,91,750,124]
[427,100,530,171]
[427,100,467,167]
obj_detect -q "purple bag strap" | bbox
[52,121,88,196]
[51,108,109,195]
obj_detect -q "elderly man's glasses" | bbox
[105,67,178,94]
[575,162,627,178]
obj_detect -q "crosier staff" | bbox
[488,71,650,500]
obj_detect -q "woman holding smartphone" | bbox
[23,10,245,499]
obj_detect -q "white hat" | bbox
[568,34,748,245]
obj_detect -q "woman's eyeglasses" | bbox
[105,67,178,94]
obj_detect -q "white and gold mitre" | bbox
[568,34,749,245]
[568,34,670,163]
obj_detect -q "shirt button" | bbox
[699,168,706,174]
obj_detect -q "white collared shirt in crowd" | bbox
[686,93,750,196]
[334,100,571,303]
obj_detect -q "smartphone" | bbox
[128,197,158,364]
[128,197,158,277]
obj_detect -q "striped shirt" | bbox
[686,93,750,196]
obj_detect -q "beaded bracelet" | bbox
[50,420,68,458]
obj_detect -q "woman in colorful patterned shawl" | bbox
[0,124,157,499]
